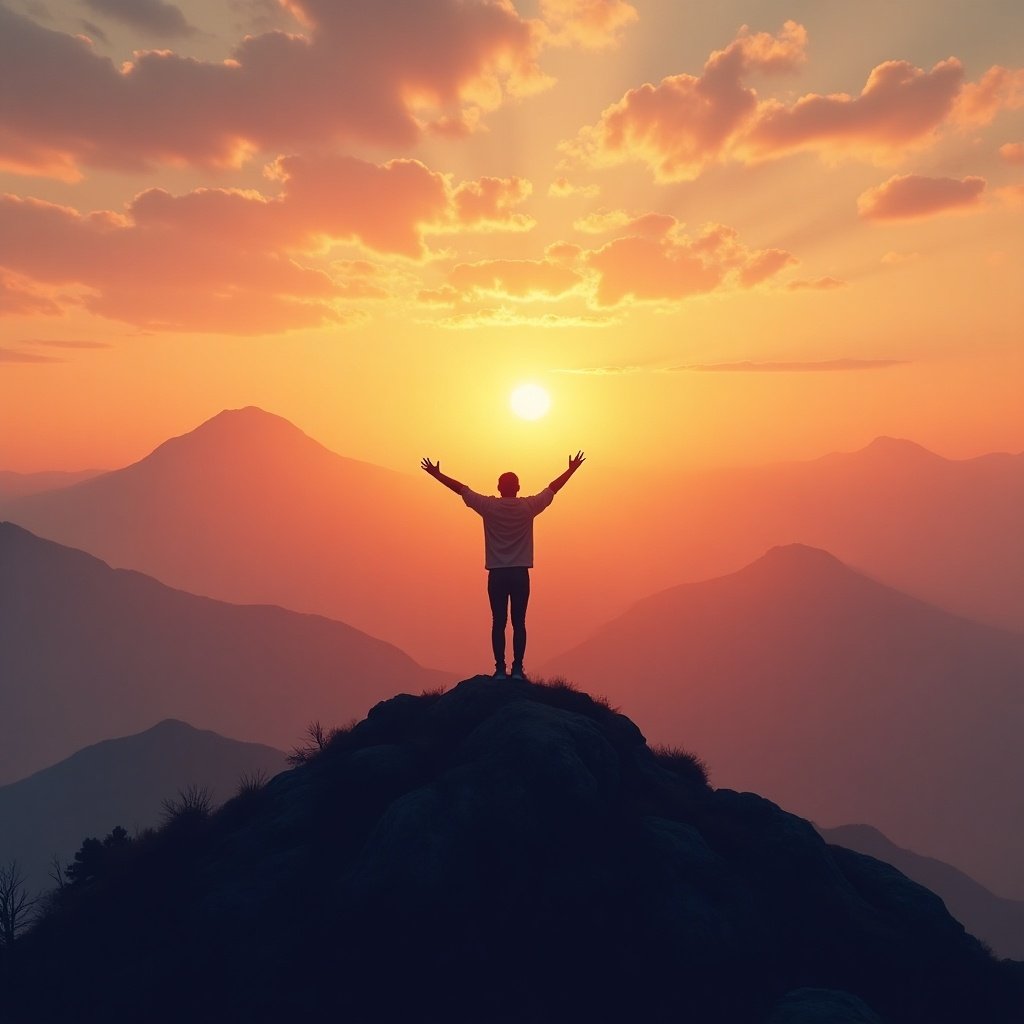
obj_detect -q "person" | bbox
[421,452,585,680]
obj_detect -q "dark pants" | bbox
[487,567,530,668]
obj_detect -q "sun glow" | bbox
[510,383,551,420]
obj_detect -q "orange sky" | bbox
[1,0,1022,475]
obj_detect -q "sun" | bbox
[510,383,551,420]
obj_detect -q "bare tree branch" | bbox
[47,854,66,893]
[0,860,38,948]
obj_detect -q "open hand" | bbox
[421,457,441,476]
[569,451,586,471]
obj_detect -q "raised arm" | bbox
[549,451,585,494]
[421,458,466,495]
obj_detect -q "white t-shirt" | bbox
[461,485,555,569]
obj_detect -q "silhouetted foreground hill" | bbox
[0,719,287,893]
[11,678,1022,1024]
[818,825,1024,961]
[0,522,447,782]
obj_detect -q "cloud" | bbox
[545,240,584,265]
[83,0,197,38]
[552,364,650,374]
[260,156,533,256]
[433,307,615,329]
[446,258,584,301]
[416,285,463,307]
[19,338,112,348]
[539,0,637,50]
[674,359,908,372]
[583,220,796,306]
[0,193,341,334]
[447,177,534,233]
[573,209,676,236]
[0,347,65,364]
[112,156,531,262]
[564,22,1024,181]
[951,66,1024,125]
[573,209,632,233]
[0,270,61,316]
[325,260,405,300]
[424,217,796,310]
[786,276,846,290]
[0,1,548,176]
[80,19,111,44]
[0,335,110,365]
[995,183,1024,207]
[881,250,920,265]
[555,358,906,374]
[857,174,986,220]
[562,21,808,181]
[0,156,535,331]
[229,0,295,35]
[548,177,600,198]
[743,58,965,161]
[737,248,797,286]
[1000,142,1024,164]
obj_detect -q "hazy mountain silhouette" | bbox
[11,676,1022,1024]
[4,409,1021,673]
[0,467,102,502]
[819,824,1024,960]
[0,522,446,783]
[590,436,1024,635]
[0,719,286,893]
[544,545,1024,900]
[0,407,479,667]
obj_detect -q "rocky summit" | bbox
[11,676,1023,1023]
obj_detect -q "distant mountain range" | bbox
[0,467,102,502]
[582,434,1024,636]
[3,408,1021,673]
[0,407,482,667]
[0,522,447,783]
[0,719,286,893]
[818,823,1024,961]
[544,544,1024,901]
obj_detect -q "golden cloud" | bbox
[857,174,987,220]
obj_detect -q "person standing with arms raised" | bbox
[421,452,585,680]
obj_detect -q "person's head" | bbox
[497,471,520,497]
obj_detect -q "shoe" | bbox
[510,663,526,680]
[493,664,508,680]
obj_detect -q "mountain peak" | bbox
[203,405,292,428]
[146,718,197,733]
[172,406,310,444]
[758,542,845,565]
[860,436,942,460]
[811,436,946,469]
[745,543,850,580]
[137,406,331,469]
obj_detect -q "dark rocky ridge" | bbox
[12,676,1022,1023]
[818,824,1024,960]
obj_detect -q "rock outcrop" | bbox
[12,676,1022,1023]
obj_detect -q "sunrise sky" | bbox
[1,0,1022,479]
